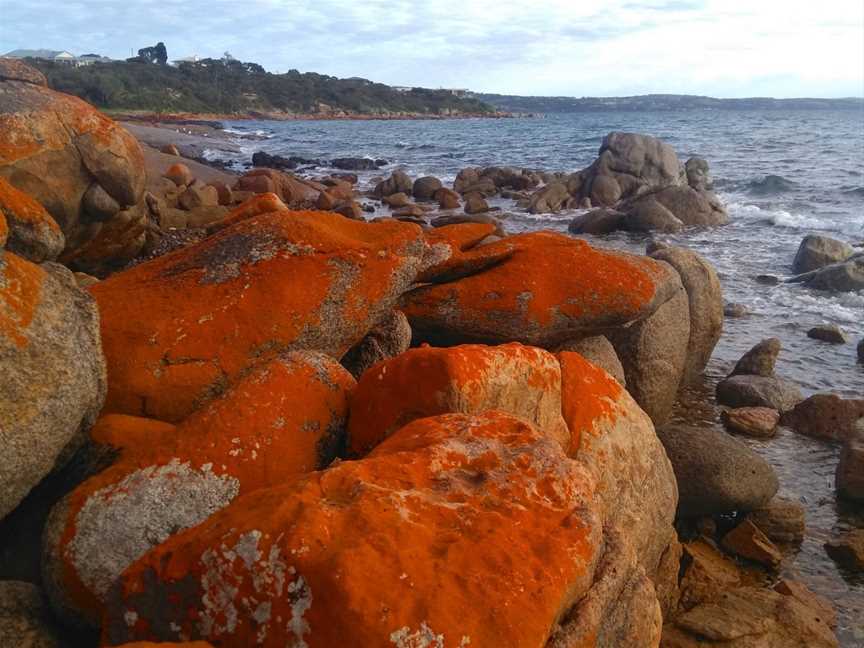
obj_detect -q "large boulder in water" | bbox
[798,255,864,293]
[792,235,854,273]
[0,59,148,274]
[626,185,728,227]
[716,374,803,412]
[90,210,429,422]
[1,250,106,520]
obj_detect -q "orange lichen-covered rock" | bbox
[0,176,64,262]
[91,210,427,422]
[0,61,147,272]
[403,230,681,348]
[43,352,355,627]
[0,210,7,248]
[207,192,287,232]
[1,251,106,520]
[558,350,677,586]
[0,57,48,86]
[162,163,193,188]
[417,221,513,283]
[103,411,605,647]
[347,343,569,455]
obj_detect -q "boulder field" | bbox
[1,59,839,647]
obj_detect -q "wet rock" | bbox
[567,207,624,234]
[527,182,570,214]
[746,497,806,544]
[464,194,490,214]
[0,60,148,272]
[656,425,778,516]
[434,186,461,209]
[43,352,355,627]
[721,518,783,567]
[792,235,854,273]
[723,302,750,318]
[721,407,779,438]
[807,324,847,344]
[755,273,780,285]
[645,185,728,227]
[0,581,63,647]
[716,375,803,412]
[824,530,864,571]
[662,586,838,647]
[555,335,625,386]
[382,192,411,208]
[858,338,863,363]
[608,288,690,424]
[677,539,742,611]
[373,169,412,197]
[0,177,64,263]
[835,423,864,502]
[331,157,384,171]
[412,176,442,201]
[92,211,427,422]
[340,310,411,379]
[800,255,864,292]
[730,337,781,377]
[782,393,864,442]
[1,254,106,520]
[648,244,723,383]
[685,157,713,191]
[622,197,685,233]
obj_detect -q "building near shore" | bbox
[2,49,112,66]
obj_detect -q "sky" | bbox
[1,0,863,98]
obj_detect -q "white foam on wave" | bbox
[724,199,863,238]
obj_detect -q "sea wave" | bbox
[746,174,797,195]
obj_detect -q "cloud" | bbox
[0,0,861,97]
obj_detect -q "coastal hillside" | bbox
[26,57,495,116]
[476,92,864,113]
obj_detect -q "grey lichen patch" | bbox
[66,459,240,600]
[390,622,446,648]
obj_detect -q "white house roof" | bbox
[2,49,75,60]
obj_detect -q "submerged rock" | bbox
[782,393,864,442]
[792,234,854,273]
[657,425,778,517]
[716,375,803,412]
[721,407,780,438]
[807,324,848,344]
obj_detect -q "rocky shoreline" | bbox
[2,57,862,647]
[111,108,517,124]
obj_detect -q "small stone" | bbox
[858,338,863,363]
[721,518,783,567]
[163,163,193,188]
[724,302,750,318]
[160,143,180,156]
[464,195,490,214]
[824,530,864,570]
[721,407,779,438]
[382,192,411,208]
[807,324,847,344]
[746,497,806,544]
[755,274,780,285]
[730,338,781,377]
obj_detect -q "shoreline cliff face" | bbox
[0,58,852,647]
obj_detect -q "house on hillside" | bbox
[77,53,113,65]
[171,55,201,66]
[3,49,76,63]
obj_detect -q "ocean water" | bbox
[217,111,864,642]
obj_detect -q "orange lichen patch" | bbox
[417,222,514,283]
[0,58,48,85]
[89,414,178,452]
[0,176,61,231]
[0,210,7,248]
[557,351,624,457]
[0,252,45,348]
[0,114,45,163]
[90,210,424,422]
[347,343,569,455]
[115,643,214,648]
[209,192,288,231]
[103,411,602,648]
[163,163,193,187]
[49,352,354,627]
[403,231,677,347]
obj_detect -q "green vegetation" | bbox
[28,57,494,116]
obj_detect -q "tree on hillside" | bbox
[137,42,168,65]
